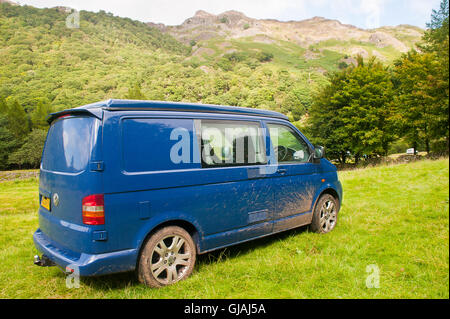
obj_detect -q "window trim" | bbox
[197,119,268,169]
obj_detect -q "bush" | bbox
[8,129,48,169]
[224,52,248,63]
[338,61,348,69]
[256,51,274,62]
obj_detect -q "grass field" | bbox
[0,159,448,299]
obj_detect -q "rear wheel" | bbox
[310,194,339,234]
[138,226,196,288]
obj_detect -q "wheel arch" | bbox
[312,187,341,213]
[149,219,200,247]
[135,218,201,269]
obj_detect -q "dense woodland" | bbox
[306,1,449,163]
[0,1,448,169]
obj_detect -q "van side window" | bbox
[200,121,266,168]
[122,118,200,173]
[267,123,311,164]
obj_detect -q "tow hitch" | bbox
[34,255,55,267]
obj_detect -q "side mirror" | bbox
[314,146,325,161]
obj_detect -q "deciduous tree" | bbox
[307,57,396,163]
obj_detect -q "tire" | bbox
[310,194,340,234]
[138,226,196,288]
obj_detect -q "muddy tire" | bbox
[310,194,340,234]
[138,226,196,288]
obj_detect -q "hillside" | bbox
[160,10,423,63]
[0,3,189,111]
[0,3,423,120]
[155,11,423,69]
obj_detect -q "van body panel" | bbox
[33,229,137,276]
[101,112,275,252]
[34,100,343,276]
[262,120,320,231]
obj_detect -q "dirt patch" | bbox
[372,50,386,61]
[304,50,322,60]
[252,34,276,44]
[340,56,358,66]
[192,47,215,57]
[199,65,213,74]
[350,47,369,58]
[217,41,232,48]
[193,31,222,42]
[335,154,447,171]
[0,170,39,182]
[369,32,408,52]
[311,66,328,75]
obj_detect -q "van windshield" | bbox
[42,116,97,173]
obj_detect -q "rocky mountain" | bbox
[0,0,18,5]
[151,10,423,63]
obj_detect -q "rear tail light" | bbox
[82,194,105,225]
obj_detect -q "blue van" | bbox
[33,99,342,288]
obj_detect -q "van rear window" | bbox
[42,117,97,173]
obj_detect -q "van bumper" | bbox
[33,229,138,276]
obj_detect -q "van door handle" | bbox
[277,169,287,175]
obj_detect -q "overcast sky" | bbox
[15,0,441,29]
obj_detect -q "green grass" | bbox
[0,159,448,298]
[307,38,409,65]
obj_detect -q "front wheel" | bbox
[138,226,196,288]
[310,194,340,234]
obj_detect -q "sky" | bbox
[14,0,442,29]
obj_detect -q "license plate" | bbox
[41,196,51,211]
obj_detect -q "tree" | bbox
[281,91,307,121]
[0,98,13,169]
[5,98,30,139]
[422,0,449,55]
[124,83,147,100]
[393,51,441,154]
[396,0,449,153]
[31,98,53,129]
[306,71,348,163]
[0,97,30,169]
[421,0,449,151]
[256,51,274,63]
[307,57,396,163]
[8,129,48,168]
[0,97,7,113]
[0,114,21,170]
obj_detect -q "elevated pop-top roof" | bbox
[48,99,289,123]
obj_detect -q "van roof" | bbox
[48,99,289,123]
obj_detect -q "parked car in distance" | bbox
[33,99,343,288]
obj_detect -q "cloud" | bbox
[17,0,308,25]
[322,0,385,28]
[137,0,308,25]
[17,0,435,28]
[359,0,385,28]
[408,0,442,26]
[409,0,439,14]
